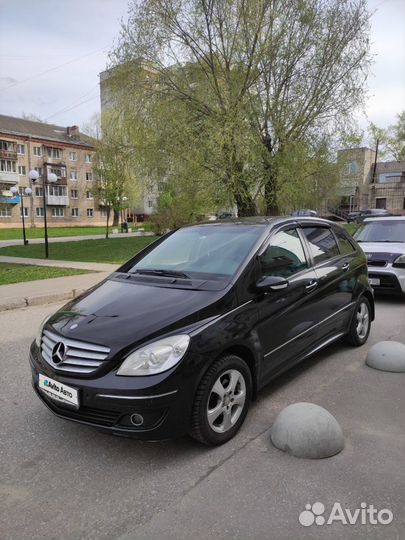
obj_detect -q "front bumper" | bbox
[29,344,194,440]
[368,264,405,295]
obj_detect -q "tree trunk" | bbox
[234,192,257,217]
[112,209,120,227]
[105,207,110,239]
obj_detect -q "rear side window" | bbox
[302,227,340,264]
[259,228,307,278]
[334,228,356,254]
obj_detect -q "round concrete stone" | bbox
[270,402,344,459]
[366,341,405,373]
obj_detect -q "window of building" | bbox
[35,187,44,197]
[48,167,62,178]
[375,198,387,209]
[100,207,109,217]
[70,169,78,180]
[0,140,15,151]
[34,166,43,176]
[33,146,42,156]
[48,185,66,197]
[69,151,77,161]
[86,191,93,199]
[378,172,402,183]
[47,147,61,159]
[18,165,26,175]
[85,154,92,163]
[0,207,12,217]
[52,207,64,217]
[148,200,153,208]
[334,228,356,255]
[17,144,25,155]
[86,172,93,181]
[20,207,29,218]
[0,159,17,172]
[87,208,94,217]
[71,208,79,217]
[71,189,79,199]
[36,207,44,217]
[302,227,340,264]
[259,229,307,278]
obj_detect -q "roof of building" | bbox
[0,114,95,149]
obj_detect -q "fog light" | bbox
[130,413,144,426]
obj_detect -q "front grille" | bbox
[367,260,387,267]
[369,273,401,290]
[41,329,110,375]
[41,392,121,426]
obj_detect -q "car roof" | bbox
[183,216,337,228]
[363,216,405,222]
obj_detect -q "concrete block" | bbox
[366,341,405,373]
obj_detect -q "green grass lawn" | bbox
[343,223,358,236]
[0,236,158,264]
[0,223,154,241]
[0,263,93,286]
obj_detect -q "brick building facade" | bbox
[0,115,106,227]
[335,147,405,215]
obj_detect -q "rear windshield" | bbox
[126,225,264,278]
[354,220,405,243]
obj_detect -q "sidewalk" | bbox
[0,271,110,311]
[0,231,154,248]
[0,255,117,272]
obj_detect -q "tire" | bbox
[190,355,252,446]
[344,296,371,346]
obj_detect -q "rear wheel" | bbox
[190,355,252,446]
[344,297,371,346]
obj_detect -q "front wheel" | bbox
[190,355,252,446]
[344,297,371,346]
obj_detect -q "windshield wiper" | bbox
[133,268,191,279]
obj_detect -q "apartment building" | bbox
[0,114,105,227]
[334,147,405,215]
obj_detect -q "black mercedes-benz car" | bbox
[30,217,374,445]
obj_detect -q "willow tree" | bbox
[111,0,370,215]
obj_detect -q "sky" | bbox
[0,0,404,132]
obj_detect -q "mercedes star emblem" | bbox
[51,342,66,364]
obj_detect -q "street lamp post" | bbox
[10,185,32,245]
[29,169,58,258]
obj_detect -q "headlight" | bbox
[117,334,190,376]
[393,254,405,268]
[35,314,52,346]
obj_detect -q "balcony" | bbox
[0,171,19,184]
[47,195,69,206]
[0,194,20,204]
[0,149,17,160]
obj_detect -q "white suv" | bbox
[353,216,405,295]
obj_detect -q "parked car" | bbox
[30,217,374,446]
[291,209,318,217]
[354,208,391,224]
[353,216,405,295]
[347,211,361,223]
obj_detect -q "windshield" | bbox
[127,225,264,278]
[354,220,405,243]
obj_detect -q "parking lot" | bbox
[0,297,404,540]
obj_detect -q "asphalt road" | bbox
[0,297,404,540]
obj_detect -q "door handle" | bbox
[305,280,318,292]
[341,262,350,272]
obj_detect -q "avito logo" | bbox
[299,501,393,527]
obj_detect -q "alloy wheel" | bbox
[207,369,246,433]
[356,301,370,339]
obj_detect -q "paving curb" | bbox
[0,288,86,312]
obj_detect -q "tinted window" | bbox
[334,228,356,254]
[302,227,340,264]
[259,229,307,278]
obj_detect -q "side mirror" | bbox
[256,275,288,292]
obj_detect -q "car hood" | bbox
[359,242,404,260]
[47,276,232,353]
